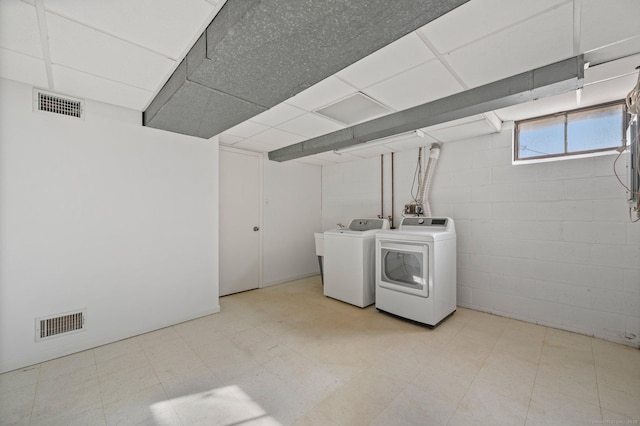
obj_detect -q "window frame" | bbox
[513,100,628,162]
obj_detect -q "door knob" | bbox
[253,226,260,231]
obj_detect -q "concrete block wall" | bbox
[321,123,640,347]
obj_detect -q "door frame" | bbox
[219,145,264,290]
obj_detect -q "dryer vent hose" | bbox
[420,143,441,217]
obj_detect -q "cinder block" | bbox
[591,244,640,268]
[561,221,627,244]
[457,285,472,305]
[562,177,624,200]
[535,241,591,264]
[492,164,539,184]
[591,199,632,222]
[536,200,593,221]
[492,201,538,220]
[458,268,491,289]
[624,269,640,293]
[453,202,492,219]
[537,157,595,181]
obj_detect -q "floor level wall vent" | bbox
[34,89,84,119]
[36,310,86,342]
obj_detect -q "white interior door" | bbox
[219,148,261,296]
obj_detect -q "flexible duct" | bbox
[420,143,442,217]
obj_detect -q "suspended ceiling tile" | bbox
[419,0,567,54]
[241,128,306,149]
[46,13,175,92]
[425,117,499,142]
[53,65,152,110]
[278,113,344,138]
[337,32,435,90]
[219,133,243,145]
[42,0,217,60]
[286,76,356,112]
[584,53,640,86]
[385,134,439,152]
[250,102,306,127]
[0,48,48,88]
[580,0,640,53]
[363,59,463,111]
[224,120,270,139]
[0,1,42,58]
[445,2,573,89]
[293,156,335,166]
[585,36,640,67]
[581,73,638,106]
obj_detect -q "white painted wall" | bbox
[263,160,322,285]
[0,78,219,373]
[322,124,640,347]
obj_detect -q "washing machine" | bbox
[375,217,456,326]
[323,218,390,307]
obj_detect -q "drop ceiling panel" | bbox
[584,53,640,86]
[240,128,306,148]
[337,33,435,90]
[278,113,344,138]
[219,133,243,145]
[285,76,356,112]
[250,102,306,127]
[0,1,43,58]
[445,2,573,88]
[363,59,464,110]
[0,49,48,88]
[46,13,175,91]
[425,118,499,142]
[224,120,270,139]
[419,0,567,54]
[580,0,640,52]
[53,65,152,110]
[385,134,438,152]
[42,0,216,60]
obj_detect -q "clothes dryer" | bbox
[375,217,456,326]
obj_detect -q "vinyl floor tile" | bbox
[1,276,639,426]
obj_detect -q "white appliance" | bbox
[375,217,456,326]
[324,218,390,307]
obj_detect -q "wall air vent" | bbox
[36,310,86,341]
[34,89,83,119]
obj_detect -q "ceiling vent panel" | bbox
[143,0,471,138]
[34,89,83,119]
[315,93,392,125]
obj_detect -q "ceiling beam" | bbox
[143,0,471,138]
[268,55,585,162]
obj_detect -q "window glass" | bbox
[518,116,565,158]
[567,104,623,152]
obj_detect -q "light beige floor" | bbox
[1,275,639,426]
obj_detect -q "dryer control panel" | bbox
[401,217,448,227]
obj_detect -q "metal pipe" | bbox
[390,152,395,229]
[380,154,384,219]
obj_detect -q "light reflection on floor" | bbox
[151,385,282,426]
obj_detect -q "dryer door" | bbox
[379,241,429,297]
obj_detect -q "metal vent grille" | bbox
[34,89,83,118]
[36,310,86,341]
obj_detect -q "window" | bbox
[514,101,627,161]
